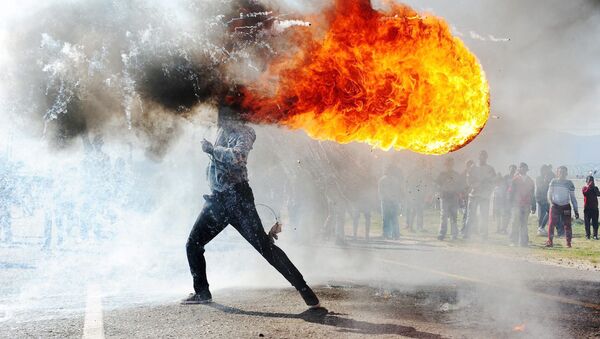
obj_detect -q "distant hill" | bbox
[458,128,600,175]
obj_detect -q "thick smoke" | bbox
[1,0,283,157]
[1,1,599,338]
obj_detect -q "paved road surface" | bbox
[1,237,599,338]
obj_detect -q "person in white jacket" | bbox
[546,166,579,247]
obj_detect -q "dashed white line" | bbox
[82,284,105,339]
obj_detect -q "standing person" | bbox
[464,151,496,240]
[183,93,319,308]
[582,175,600,240]
[499,165,517,234]
[379,164,402,240]
[535,165,552,235]
[0,162,13,244]
[508,163,536,247]
[436,158,461,240]
[406,159,428,232]
[80,133,111,241]
[460,160,475,234]
[546,166,579,248]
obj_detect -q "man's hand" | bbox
[268,222,282,243]
[201,139,214,154]
[531,207,536,215]
[574,210,580,220]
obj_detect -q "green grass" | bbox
[345,208,600,266]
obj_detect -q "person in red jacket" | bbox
[582,175,600,240]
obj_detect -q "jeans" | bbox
[439,197,458,238]
[381,199,399,239]
[548,204,572,243]
[584,208,599,238]
[406,200,424,231]
[186,182,307,293]
[464,196,490,238]
[500,201,512,233]
[537,201,550,228]
[352,210,371,240]
[510,206,530,246]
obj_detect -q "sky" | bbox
[398,0,600,136]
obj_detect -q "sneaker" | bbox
[594,236,599,240]
[545,240,553,247]
[298,286,320,309]
[181,290,212,305]
[437,235,445,241]
[586,235,591,240]
[567,243,572,248]
[537,228,546,236]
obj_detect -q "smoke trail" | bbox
[2,0,285,157]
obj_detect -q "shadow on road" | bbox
[208,303,443,338]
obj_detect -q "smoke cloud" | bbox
[1,1,599,338]
[1,0,288,157]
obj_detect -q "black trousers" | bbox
[186,182,307,293]
[584,208,599,238]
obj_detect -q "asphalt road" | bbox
[1,237,599,338]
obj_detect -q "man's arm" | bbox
[547,180,554,204]
[211,128,255,166]
[569,181,579,218]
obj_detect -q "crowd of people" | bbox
[376,150,599,248]
[1,131,597,251]
[0,134,142,249]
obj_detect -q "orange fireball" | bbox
[243,0,490,155]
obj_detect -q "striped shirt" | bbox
[547,178,578,210]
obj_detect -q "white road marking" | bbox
[82,284,105,339]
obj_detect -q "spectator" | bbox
[492,173,505,234]
[460,160,475,234]
[464,151,496,240]
[535,165,552,235]
[500,165,517,234]
[582,175,600,240]
[508,163,536,247]
[405,159,428,232]
[546,166,579,248]
[379,164,403,240]
[436,157,462,240]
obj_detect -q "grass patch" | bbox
[343,206,600,266]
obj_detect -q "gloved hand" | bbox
[201,139,214,154]
[574,210,580,220]
[268,222,282,243]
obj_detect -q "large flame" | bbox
[243,0,490,155]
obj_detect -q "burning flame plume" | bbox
[243,0,490,155]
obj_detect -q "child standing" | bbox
[582,175,600,240]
